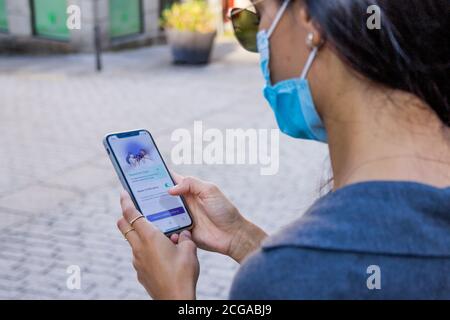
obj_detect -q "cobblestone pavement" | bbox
[0,40,329,299]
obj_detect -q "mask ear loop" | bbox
[267,0,291,38]
[300,33,321,79]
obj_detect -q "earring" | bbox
[306,32,324,49]
[306,32,316,49]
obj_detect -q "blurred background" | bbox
[0,0,328,299]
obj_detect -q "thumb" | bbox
[178,230,197,253]
[179,230,192,242]
[169,176,204,196]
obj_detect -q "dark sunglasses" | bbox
[230,7,261,53]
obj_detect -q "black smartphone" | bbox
[103,129,193,236]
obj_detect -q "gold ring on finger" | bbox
[123,227,136,240]
[129,215,145,227]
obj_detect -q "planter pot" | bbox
[166,29,217,65]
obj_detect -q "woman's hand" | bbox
[168,172,267,263]
[117,192,199,300]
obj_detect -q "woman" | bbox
[117,0,450,299]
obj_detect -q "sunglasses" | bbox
[230,4,262,53]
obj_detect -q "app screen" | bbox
[108,131,191,233]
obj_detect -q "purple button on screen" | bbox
[146,206,186,222]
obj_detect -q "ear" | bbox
[294,2,324,47]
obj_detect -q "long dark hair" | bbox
[289,0,450,126]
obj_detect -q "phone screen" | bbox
[106,130,192,234]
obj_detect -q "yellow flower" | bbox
[161,0,216,33]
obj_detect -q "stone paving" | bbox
[0,39,329,299]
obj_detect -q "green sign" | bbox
[0,0,7,31]
[33,0,70,40]
[109,0,142,38]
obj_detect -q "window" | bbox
[0,0,8,32]
[32,0,70,40]
[109,0,142,39]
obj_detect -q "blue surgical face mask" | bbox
[257,0,328,143]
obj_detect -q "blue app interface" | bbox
[108,131,191,233]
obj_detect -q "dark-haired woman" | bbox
[116,0,450,299]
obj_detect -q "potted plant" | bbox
[161,0,217,64]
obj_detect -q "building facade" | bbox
[0,0,181,52]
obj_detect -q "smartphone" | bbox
[103,129,193,236]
